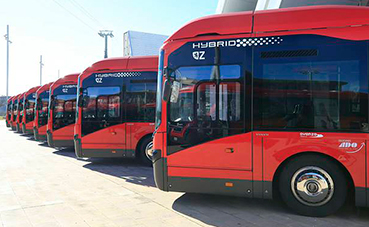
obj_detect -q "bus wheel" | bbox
[279,154,347,217]
[138,137,153,166]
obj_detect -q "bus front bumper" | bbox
[48,131,74,148]
[22,123,32,135]
[152,149,168,191]
[34,127,46,141]
[74,135,83,158]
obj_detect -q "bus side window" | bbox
[254,44,368,132]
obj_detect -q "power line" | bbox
[67,0,105,28]
[52,0,97,32]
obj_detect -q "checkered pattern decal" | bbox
[236,37,283,47]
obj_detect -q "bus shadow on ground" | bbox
[38,141,50,147]
[27,136,36,141]
[83,159,156,187]
[53,147,77,159]
[172,193,369,227]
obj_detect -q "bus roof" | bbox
[17,92,26,100]
[51,73,79,91]
[85,56,158,72]
[25,86,41,97]
[80,56,158,81]
[36,82,54,95]
[167,5,369,42]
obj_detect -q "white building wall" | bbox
[123,31,168,57]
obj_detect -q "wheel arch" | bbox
[272,151,355,203]
[135,133,153,154]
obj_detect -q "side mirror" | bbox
[37,98,42,110]
[162,79,171,102]
[78,95,88,108]
[77,94,84,107]
[50,95,55,109]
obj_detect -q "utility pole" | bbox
[4,25,12,102]
[98,30,113,58]
[39,55,44,86]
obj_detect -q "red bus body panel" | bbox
[47,73,79,147]
[74,56,158,158]
[153,5,369,208]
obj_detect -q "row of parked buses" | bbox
[6,56,158,165]
[4,5,369,217]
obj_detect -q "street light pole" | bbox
[40,55,44,86]
[4,25,12,102]
[98,30,113,58]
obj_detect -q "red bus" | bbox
[47,73,79,147]
[74,56,158,165]
[10,94,20,131]
[22,86,41,134]
[152,6,369,216]
[15,92,26,133]
[6,96,13,128]
[34,82,54,141]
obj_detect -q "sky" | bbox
[0,0,218,96]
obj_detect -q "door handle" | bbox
[111,131,117,135]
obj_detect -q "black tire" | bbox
[279,154,347,217]
[138,136,153,166]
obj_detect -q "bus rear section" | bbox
[6,97,13,128]
[10,94,20,131]
[152,6,369,217]
[34,82,53,141]
[47,73,79,148]
[22,86,40,134]
[74,56,158,165]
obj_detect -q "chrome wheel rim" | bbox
[291,166,334,207]
[145,141,153,161]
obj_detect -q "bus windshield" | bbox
[25,93,36,123]
[7,101,12,121]
[168,65,243,149]
[38,91,49,127]
[53,94,76,130]
[81,86,121,136]
[18,98,24,123]
[13,99,18,119]
[52,85,77,130]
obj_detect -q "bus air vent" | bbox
[261,49,318,59]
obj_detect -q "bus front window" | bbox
[25,94,36,123]
[81,86,121,136]
[38,91,49,127]
[18,99,24,123]
[13,100,18,120]
[53,94,77,130]
[168,65,243,152]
